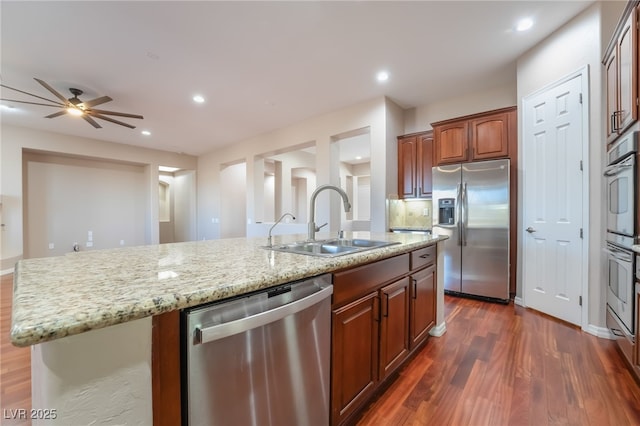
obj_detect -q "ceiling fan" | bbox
[0,77,143,129]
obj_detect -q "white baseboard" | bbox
[513,296,524,307]
[429,321,447,337]
[584,324,615,339]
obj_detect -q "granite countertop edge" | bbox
[11,232,447,347]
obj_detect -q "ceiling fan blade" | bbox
[0,84,65,106]
[82,115,102,129]
[34,78,70,104]
[82,96,112,108]
[44,110,67,119]
[89,108,143,119]
[90,112,136,129]
[0,98,64,108]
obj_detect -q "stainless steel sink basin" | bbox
[264,238,399,257]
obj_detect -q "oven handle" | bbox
[603,156,634,177]
[603,246,633,262]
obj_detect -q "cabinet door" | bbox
[398,135,418,198]
[417,133,434,198]
[379,277,410,380]
[470,112,509,160]
[410,265,436,349]
[635,282,639,366]
[331,292,379,425]
[617,10,637,136]
[606,48,619,143]
[434,121,469,165]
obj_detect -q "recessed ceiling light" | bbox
[376,71,389,82]
[193,95,205,103]
[141,130,151,136]
[516,18,534,32]
[355,156,362,160]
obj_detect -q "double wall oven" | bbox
[604,128,637,340]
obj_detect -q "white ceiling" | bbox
[1,1,594,157]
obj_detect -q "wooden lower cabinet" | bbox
[331,248,437,425]
[410,264,436,349]
[331,292,380,426]
[379,277,410,380]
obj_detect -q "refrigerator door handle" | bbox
[456,183,462,246]
[461,182,468,246]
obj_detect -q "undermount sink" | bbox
[264,238,399,257]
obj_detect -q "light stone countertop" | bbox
[11,231,446,347]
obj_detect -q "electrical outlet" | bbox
[120,240,125,246]
[86,241,93,248]
[48,243,55,250]
[423,208,430,216]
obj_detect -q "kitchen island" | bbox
[11,231,446,425]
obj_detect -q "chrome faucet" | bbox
[308,185,351,241]
[267,213,295,247]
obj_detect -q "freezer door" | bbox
[432,164,462,293]
[461,159,510,299]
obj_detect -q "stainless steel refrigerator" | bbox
[432,159,510,301]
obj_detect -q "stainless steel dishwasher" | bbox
[182,274,333,426]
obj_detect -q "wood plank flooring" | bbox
[2,273,640,425]
[1,273,31,426]
[357,295,640,426]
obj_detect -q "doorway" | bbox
[521,67,589,327]
[158,166,197,244]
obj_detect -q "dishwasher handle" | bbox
[194,284,333,345]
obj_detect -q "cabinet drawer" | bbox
[411,246,436,270]
[333,254,410,307]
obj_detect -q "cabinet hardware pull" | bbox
[374,296,380,322]
[413,278,417,299]
[383,294,389,317]
[419,254,430,259]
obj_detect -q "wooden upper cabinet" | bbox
[433,106,515,166]
[605,6,638,144]
[398,135,418,198]
[470,111,510,160]
[606,47,619,143]
[417,133,434,198]
[434,121,468,164]
[397,131,433,199]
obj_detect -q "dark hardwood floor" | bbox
[2,273,640,425]
[357,295,640,426]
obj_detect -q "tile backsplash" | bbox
[388,199,432,230]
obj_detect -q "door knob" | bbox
[526,227,536,233]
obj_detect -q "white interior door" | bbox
[522,72,586,326]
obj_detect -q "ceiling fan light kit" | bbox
[0,77,143,129]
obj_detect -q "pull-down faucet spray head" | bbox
[308,185,351,241]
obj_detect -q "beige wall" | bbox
[197,96,403,240]
[24,151,148,258]
[403,84,517,134]
[516,1,625,330]
[1,125,197,271]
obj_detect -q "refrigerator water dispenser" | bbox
[438,198,455,225]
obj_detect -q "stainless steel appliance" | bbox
[604,129,637,338]
[182,274,333,426]
[605,242,635,336]
[432,159,510,301]
[604,130,637,247]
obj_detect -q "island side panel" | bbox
[30,317,153,425]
